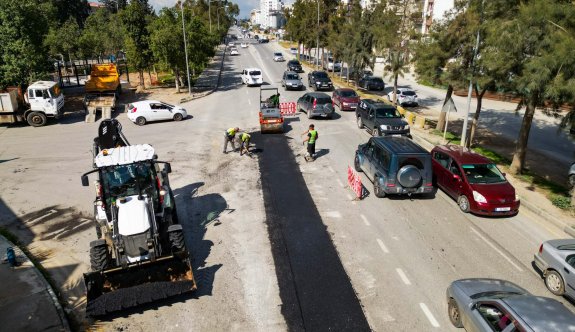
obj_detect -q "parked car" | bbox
[332,88,360,111]
[354,136,434,198]
[227,42,234,47]
[240,43,248,48]
[241,68,263,87]
[358,76,385,91]
[230,48,239,56]
[273,52,285,62]
[356,99,410,137]
[126,100,187,126]
[323,57,341,72]
[281,71,304,91]
[569,162,575,188]
[290,47,297,55]
[259,38,269,43]
[431,145,520,216]
[388,88,418,107]
[534,238,575,298]
[296,92,335,119]
[287,59,303,73]
[308,71,333,91]
[447,278,575,332]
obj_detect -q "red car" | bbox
[332,88,360,111]
[431,145,520,216]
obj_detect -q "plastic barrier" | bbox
[280,102,297,116]
[347,166,363,199]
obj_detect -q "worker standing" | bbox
[223,127,240,153]
[302,124,318,161]
[268,93,280,107]
[239,132,252,156]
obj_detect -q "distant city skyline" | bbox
[147,0,288,19]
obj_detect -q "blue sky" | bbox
[148,0,261,19]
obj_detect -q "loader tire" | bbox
[90,239,111,271]
[168,225,185,252]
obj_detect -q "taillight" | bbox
[539,244,543,254]
[313,99,317,108]
[130,107,137,113]
[425,183,433,187]
[156,176,164,205]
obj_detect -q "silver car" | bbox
[281,71,304,91]
[296,92,335,119]
[534,239,575,298]
[447,278,575,332]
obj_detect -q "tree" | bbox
[101,0,128,13]
[120,0,154,88]
[150,7,185,92]
[50,0,90,27]
[79,9,125,59]
[44,18,81,62]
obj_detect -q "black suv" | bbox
[354,137,434,198]
[358,76,385,91]
[356,99,410,137]
[287,60,303,73]
[308,71,333,91]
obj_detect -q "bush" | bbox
[551,195,572,210]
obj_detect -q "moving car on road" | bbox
[356,99,410,137]
[332,88,360,111]
[297,92,335,119]
[447,278,575,331]
[431,145,520,216]
[359,76,385,91]
[388,88,419,107]
[126,100,187,126]
[240,42,248,48]
[273,52,285,62]
[308,71,333,91]
[281,71,304,91]
[290,47,297,54]
[354,136,434,198]
[534,239,575,298]
[230,48,239,56]
[287,59,303,73]
[241,68,263,87]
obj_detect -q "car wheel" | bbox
[457,195,470,213]
[136,116,147,126]
[569,174,575,189]
[173,113,183,121]
[545,270,565,296]
[307,109,312,119]
[374,178,386,198]
[354,154,362,172]
[26,112,47,127]
[357,116,364,129]
[373,127,381,137]
[448,298,463,328]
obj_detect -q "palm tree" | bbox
[385,50,409,105]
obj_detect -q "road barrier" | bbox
[280,102,297,116]
[347,166,363,199]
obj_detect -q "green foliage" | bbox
[79,9,125,58]
[44,18,81,62]
[550,195,572,210]
[120,0,154,84]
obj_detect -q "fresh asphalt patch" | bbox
[258,133,370,331]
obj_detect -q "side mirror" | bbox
[502,172,506,177]
[81,175,89,187]
[164,163,172,174]
[470,302,478,310]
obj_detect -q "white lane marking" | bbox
[395,268,411,285]
[328,166,336,173]
[248,99,251,105]
[392,236,400,241]
[336,178,345,188]
[419,303,440,328]
[360,214,370,226]
[324,211,342,218]
[376,238,389,253]
[346,193,353,200]
[470,227,524,272]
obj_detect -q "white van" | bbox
[241,68,263,87]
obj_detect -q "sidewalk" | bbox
[180,44,227,103]
[0,235,69,332]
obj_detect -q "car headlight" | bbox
[515,194,520,201]
[404,125,410,130]
[473,190,487,203]
[380,125,389,130]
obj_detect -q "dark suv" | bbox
[358,76,385,91]
[297,92,335,119]
[287,60,303,73]
[354,137,434,198]
[356,99,410,137]
[308,71,333,91]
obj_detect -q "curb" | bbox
[0,235,71,332]
[180,45,227,104]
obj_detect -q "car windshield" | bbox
[289,60,300,65]
[402,90,416,96]
[50,85,62,97]
[101,163,157,199]
[340,90,358,97]
[376,107,400,118]
[370,77,383,83]
[286,74,299,80]
[249,71,261,76]
[470,291,523,300]
[462,164,506,184]
[274,53,282,56]
[315,72,328,78]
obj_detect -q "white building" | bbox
[421,0,455,34]
[259,0,284,29]
[250,9,262,26]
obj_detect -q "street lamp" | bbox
[217,5,228,31]
[181,1,192,94]
[316,0,320,68]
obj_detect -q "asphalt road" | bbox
[0,26,574,331]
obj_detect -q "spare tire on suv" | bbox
[397,165,422,188]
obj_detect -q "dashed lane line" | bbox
[324,211,342,218]
[376,239,389,253]
[360,214,371,226]
[419,303,440,328]
[470,226,524,272]
[337,178,345,188]
[395,268,411,285]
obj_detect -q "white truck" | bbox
[0,81,65,127]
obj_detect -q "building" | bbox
[257,0,285,29]
[88,1,106,14]
[421,0,455,34]
[250,9,262,26]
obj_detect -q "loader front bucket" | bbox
[84,254,196,316]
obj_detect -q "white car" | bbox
[126,100,187,126]
[240,43,248,48]
[227,42,234,47]
[273,52,285,62]
[387,88,419,106]
[241,68,263,87]
[290,47,297,55]
[230,48,239,56]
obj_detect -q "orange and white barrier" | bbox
[280,102,297,116]
[347,166,363,199]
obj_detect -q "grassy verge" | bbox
[279,41,297,49]
[428,130,573,212]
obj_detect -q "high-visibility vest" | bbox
[226,128,236,137]
[308,130,318,144]
[241,133,251,142]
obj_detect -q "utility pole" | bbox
[181,1,192,94]
[316,0,320,68]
